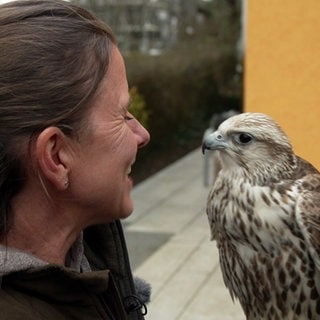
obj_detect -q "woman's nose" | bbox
[136,121,150,149]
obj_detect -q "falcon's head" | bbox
[202,113,297,183]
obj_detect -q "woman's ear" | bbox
[35,127,71,191]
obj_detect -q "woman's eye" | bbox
[235,133,253,144]
[125,113,134,121]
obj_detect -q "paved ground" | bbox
[123,148,245,320]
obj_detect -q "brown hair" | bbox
[0,0,116,236]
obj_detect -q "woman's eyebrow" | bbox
[126,96,133,109]
[121,97,131,114]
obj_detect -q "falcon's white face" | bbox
[202,113,296,182]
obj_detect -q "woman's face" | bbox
[70,45,150,224]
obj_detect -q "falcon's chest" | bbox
[207,175,299,252]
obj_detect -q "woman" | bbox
[0,0,150,319]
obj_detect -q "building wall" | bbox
[245,0,320,170]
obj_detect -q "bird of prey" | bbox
[202,112,320,319]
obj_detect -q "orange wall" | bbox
[245,0,320,170]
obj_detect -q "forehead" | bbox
[92,45,129,105]
[102,45,127,90]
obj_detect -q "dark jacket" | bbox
[0,221,147,320]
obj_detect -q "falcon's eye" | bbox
[234,133,253,145]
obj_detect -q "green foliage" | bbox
[125,43,242,153]
[129,86,149,129]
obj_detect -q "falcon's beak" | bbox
[202,131,228,154]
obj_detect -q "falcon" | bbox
[202,112,320,319]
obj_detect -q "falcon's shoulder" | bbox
[292,156,319,179]
[293,157,320,268]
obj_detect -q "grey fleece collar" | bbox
[0,232,91,275]
[0,246,46,275]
